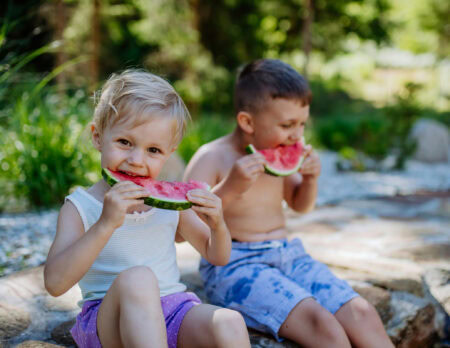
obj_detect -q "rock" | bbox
[0,267,80,346]
[410,118,449,163]
[387,292,438,347]
[15,341,63,347]
[424,268,450,315]
[0,303,31,340]
[249,330,297,347]
[50,319,75,347]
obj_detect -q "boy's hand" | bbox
[299,146,321,182]
[187,189,225,230]
[99,181,149,230]
[225,153,266,194]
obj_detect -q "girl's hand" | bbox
[299,146,321,182]
[187,189,225,230]
[225,153,266,194]
[99,181,149,230]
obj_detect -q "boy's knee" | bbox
[115,266,159,298]
[213,308,248,341]
[348,298,380,324]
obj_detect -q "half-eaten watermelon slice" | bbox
[102,168,209,211]
[246,138,307,176]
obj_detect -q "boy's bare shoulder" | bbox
[190,135,234,165]
[184,135,235,182]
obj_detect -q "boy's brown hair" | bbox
[234,59,312,115]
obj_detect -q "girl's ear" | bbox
[91,124,102,151]
[236,111,254,134]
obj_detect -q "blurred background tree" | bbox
[0,0,448,211]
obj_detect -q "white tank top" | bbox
[66,188,186,306]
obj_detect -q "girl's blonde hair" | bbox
[93,69,190,145]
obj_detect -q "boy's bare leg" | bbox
[178,304,250,348]
[335,297,394,348]
[97,266,168,348]
[278,298,351,348]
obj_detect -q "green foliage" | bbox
[0,91,99,210]
[177,114,234,163]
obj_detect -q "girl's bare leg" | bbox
[178,304,250,348]
[97,266,168,348]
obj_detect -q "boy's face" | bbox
[92,115,177,179]
[249,98,309,149]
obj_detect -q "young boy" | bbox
[184,59,393,347]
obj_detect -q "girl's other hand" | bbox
[99,181,149,230]
[187,189,225,230]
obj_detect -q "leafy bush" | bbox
[0,90,98,211]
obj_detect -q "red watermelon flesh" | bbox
[246,140,307,176]
[103,169,209,210]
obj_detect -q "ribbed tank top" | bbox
[66,188,186,306]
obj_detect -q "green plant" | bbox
[177,113,234,163]
[0,91,99,210]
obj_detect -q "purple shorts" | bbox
[70,292,201,348]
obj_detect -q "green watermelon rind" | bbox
[102,168,195,211]
[245,144,306,177]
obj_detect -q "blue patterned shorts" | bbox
[199,238,359,341]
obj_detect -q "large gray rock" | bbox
[410,118,449,163]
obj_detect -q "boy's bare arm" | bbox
[184,147,266,210]
[284,150,321,213]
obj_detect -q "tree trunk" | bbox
[55,0,67,93]
[90,0,101,90]
[302,0,314,78]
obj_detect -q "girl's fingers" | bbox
[187,194,218,208]
[191,205,218,216]
[248,163,265,174]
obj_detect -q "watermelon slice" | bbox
[102,168,209,211]
[245,138,307,176]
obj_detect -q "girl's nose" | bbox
[127,148,144,166]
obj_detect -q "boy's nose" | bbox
[290,128,303,142]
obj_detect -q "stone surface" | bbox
[410,118,450,163]
[15,341,63,347]
[50,320,75,347]
[424,268,450,315]
[0,194,448,346]
[387,292,438,347]
[0,304,31,341]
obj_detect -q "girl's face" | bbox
[92,115,177,179]
[249,98,309,150]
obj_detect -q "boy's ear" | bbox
[91,124,102,151]
[236,111,254,134]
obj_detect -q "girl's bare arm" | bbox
[44,201,116,296]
